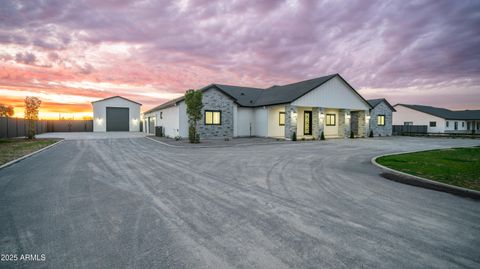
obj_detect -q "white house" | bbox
[92,96,141,132]
[143,74,375,139]
[393,104,480,133]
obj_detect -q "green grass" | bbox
[377,147,480,191]
[0,138,60,165]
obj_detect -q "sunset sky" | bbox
[1,0,479,119]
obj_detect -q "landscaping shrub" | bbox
[350,131,354,139]
[292,131,297,141]
[320,131,325,140]
[369,130,374,137]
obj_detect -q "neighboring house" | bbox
[92,96,141,132]
[143,74,374,139]
[393,104,480,133]
[367,98,396,136]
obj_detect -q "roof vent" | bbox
[250,100,253,103]
[241,92,245,95]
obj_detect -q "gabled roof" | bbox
[91,95,142,105]
[395,104,480,120]
[145,73,371,113]
[367,98,396,112]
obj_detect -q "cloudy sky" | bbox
[1,0,479,118]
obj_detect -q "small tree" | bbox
[24,96,41,139]
[185,89,203,143]
[320,131,325,140]
[350,131,355,139]
[368,130,374,138]
[0,104,14,117]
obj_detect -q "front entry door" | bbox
[304,111,312,135]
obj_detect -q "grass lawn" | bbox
[0,138,61,166]
[377,147,480,191]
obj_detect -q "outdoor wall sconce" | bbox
[95,118,103,125]
[132,118,139,125]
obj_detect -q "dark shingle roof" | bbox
[145,74,371,113]
[367,98,396,112]
[396,104,480,120]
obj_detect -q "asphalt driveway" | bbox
[0,136,479,268]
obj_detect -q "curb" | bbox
[0,139,64,170]
[371,150,480,200]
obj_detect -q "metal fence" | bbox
[0,117,93,138]
[392,125,428,135]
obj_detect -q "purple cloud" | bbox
[0,0,479,110]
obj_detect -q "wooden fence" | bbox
[0,117,93,138]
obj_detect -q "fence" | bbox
[0,117,93,138]
[392,125,428,135]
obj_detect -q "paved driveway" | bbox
[0,137,479,268]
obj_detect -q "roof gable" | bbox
[92,96,142,105]
[367,98,396,112]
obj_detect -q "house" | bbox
[393,104,480,133]
[92,96,141,132]
[367,98,396,136]
[143,74,375,139]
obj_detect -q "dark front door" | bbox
[304,111,312,135]
[106,107,129,131]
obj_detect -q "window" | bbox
[404,122,413,126]
[205,110,221,125]
[446,121,449,128]
[462,122,465,127]
[429,121,436,127]
[377,115,385,126]
[160,112,163,119]
[326,114,336,126]
[279,112,285,126]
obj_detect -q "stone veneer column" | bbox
[338,109,346,138]
[312,107,319,139]
[344,109,351,137]
[284,105,298,140]
[357,110,366,137]
[364,110,370,137]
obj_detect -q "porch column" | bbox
[357,110,366,137]
[364,110,370,137]
[338,109,347,138]
[344,109,351,137]
[312,107,319,138]
[318,107,325,137]
[284,105,298,140]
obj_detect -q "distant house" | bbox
[393,104,480,133]
[143,74,375,139]
[367,99,396,136]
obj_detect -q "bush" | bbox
[369,130,374,137]
[188,126,196,143]
[350,131,354,139]
[320,131,325,140]
[292,131,297,141]
[195,133,200,143]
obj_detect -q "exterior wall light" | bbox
[95,118,103,125]
[132,118,139,125]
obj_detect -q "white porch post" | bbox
[365,110,370,137]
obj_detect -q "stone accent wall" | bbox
[369,102,393,136]
[357,110,366,137]
[312,107,319,138]
[338,109,346,138]
[197,88,234,138]
[318,108,325,137]
[284,105,297,139]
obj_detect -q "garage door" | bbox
[106,107,129,131]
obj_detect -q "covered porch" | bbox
[281,105,370,139]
